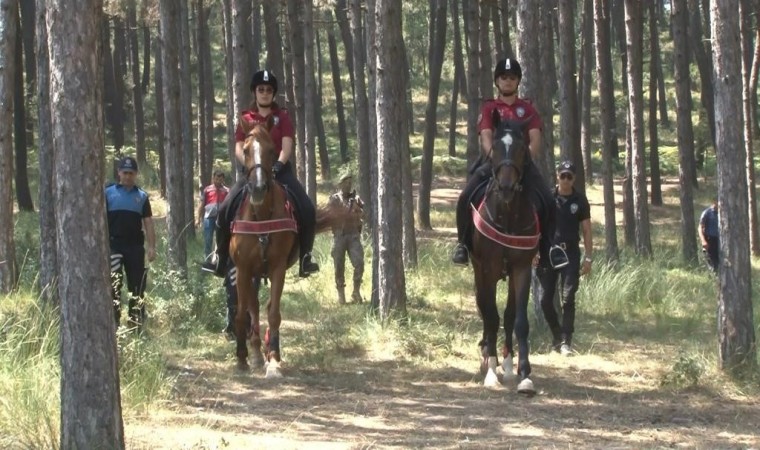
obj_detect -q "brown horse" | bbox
[470,113,539,394]
[230,116,345,377]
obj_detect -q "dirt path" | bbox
[127,337,758,449]
[127,177,758,449]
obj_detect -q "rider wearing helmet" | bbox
[452,58,562,269]
[203,69,319,278]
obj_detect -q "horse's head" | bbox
[489,110,529,203]
[240,114,277,207]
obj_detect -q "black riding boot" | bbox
[298,228,319,278]
[202,223,229,278]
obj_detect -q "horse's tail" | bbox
[315,202,354,234]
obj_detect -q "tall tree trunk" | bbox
[303,0,319,195]
[19,0,34,148]
[671,0,699,264]
[153,33,166,195]
[221,0,235,171]
[517,0,546,171]
[711,0,756,372]
[579,0,594,185]
[689,0,717,152]
[251,0,261,71]
[463,0,481,167]
[140,0,150,94]
[375,0,407,318]
[179,0,194,236]
[350,0,372,215]
[537,0,557,179]
[334,0,356,98]
[0,0,18,291]
[314,30,328,180]
[625,0,652,256]
[46,0,125,446]
[286,0,306,182]
[499,0,514,58]
[14,10,33,212]
[366,0,380,309]
[740,0,760,256]
[326,10,350,164]
[594,0,620,263]
[197,1,214,187]
[112,17,126,152]
[36,0,58,302]
[161,0,188,274]
[478,3,493,98]
[418,0,447,231]
[400,39,417,268]
[448,0,464,157]
[262,1,284,79]
[751,28,760,138]
[558,0,583,192]
[648,1,663,206]
[127,0,146,165]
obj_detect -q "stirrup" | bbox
[549,245,569,269]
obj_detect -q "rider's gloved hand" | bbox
[273,160,284,177]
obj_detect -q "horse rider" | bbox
[451,57,566,270]
[202,69,319,279]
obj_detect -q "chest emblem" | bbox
[273,115,280,126]
[570,203,578,214]
[516,106,525,118]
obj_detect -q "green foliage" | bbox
[660,352,705,389]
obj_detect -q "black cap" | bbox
[118,156,138,172]
[557,160,575,174]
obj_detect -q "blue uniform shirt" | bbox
[700,206,719,238]
[105,184,152,246]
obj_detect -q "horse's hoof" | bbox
[501,354,515,381]
[517,377,536,396]
[484,369,500,388]
[265,360,283,379]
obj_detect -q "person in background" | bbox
[537,161,592,356]
[105,156,156,328]
[699,198,719,273]
[328,172,365,304]
[197,170,229,259]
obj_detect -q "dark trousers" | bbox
[538,246,581,342]
[110,243,147,324]
[456,159,555,258]
[704,236,719,273]
[216,162,316,260]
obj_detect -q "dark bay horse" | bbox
[230,115,346,377]
[470,113,540,394]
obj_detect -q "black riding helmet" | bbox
[250,69,278,93]
[493,58,522,81]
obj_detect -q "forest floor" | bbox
[126,177,760,450]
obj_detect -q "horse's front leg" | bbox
[513,264,536,395]
[234,266,253,370]
[474,268,500,388]
[264,266,286,379]
[249,277,265,368]
[502,278,517,380]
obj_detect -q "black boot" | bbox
[299,253,319,278]
[452,243,469,265]
[202,225,230,278]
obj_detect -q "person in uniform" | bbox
[328,172,365,304]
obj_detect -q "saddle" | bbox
[229,183,300,235]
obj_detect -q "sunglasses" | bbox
[559,173,574,180]
[256,86,274,94]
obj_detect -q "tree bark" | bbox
[625,0,652,256]
[671,0,699,264]
[537,0,557,179]
[46,0,125,446]
[579,0,594,185]
[127,0,146,165]
[286,0,306,182]
[251,0,261,70]
[648,1,663,206]
[478,2,493,98]
[111,17,126,153]
[334,0,356,98]
[179,0,194,235]
[558,0,583,192]
[594,0,620,263]
[448,0,464,157]
[375,0,407,318]
[463,0,481,167]
[711,0,756,372]
[326,10,350,164]
[0,0,18,292]
[221,0,235,171]
[197,0,214,187]
[350,0,372,215]
[418,0,447,231]
[36,0,57,302]
[153,33,166,196]
[161,0,188,274]
[690,0,717,153]
[14,9,33,212]
[303,0,319,195]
